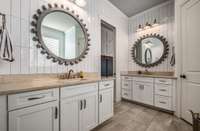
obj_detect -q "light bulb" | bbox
[144,22,151,29]
[75,0,86,7]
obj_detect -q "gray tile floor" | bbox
[93,101,193,131]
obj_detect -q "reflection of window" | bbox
[43,37,59,56]
[65,26,76,59]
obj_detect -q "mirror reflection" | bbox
[134,37,164,65]
[41,11,86,60]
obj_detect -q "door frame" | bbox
[100,20,117,102]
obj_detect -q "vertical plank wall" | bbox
[0,0,128,102]
[128,1,175,72]
[0,0,128,76]
[0,0,100,74]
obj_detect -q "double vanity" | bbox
[121,71,177,112]
[0,75,114,131]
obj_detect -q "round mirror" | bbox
[132,34,169,67]
[31,4,90,66]
[41,11,86,60]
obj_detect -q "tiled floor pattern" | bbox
[93,101,193,131]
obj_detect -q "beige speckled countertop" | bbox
[0,74,115,95]
[121,71,177,79]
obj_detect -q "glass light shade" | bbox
[136,24,143,32]
[144,22,151,29]
[152,19,159,27]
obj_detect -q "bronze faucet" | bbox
[67,69,74,79]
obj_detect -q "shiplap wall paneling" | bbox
[0,0,129,102]
[0,0,100,74]
[128,1,174,72]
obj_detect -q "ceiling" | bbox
[108,0,169,17]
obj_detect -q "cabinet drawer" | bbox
[134,77,153,83]
[155,78,172,85]
[121,80,132,90]
[121,76,133,80]
[8,88,59,111]
[155,84,172,97]
[61,83,98,99]
[155,95,172,111]
[99,80,114,90]
[122,89,132,100]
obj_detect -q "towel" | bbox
[0,14,14,62]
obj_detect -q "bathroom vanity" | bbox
[121,72,177,112]
[0,76,114,131]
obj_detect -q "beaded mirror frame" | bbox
[31,3,91,66]
[131,34,169,68]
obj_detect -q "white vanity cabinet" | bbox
[0,96,7,131]
[99,81,114,124]
[3,80,114,131]
[8,89,60,131]
[60,83,98,131]
[121,75,176,111]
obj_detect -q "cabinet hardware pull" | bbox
[124,93,128,96]
[28,96,45,101]
[84,99,86,109]
[159,89,167,92]
[159,80,166,83]
[124,84,128,86]
[80,100,83,110]
[55,107,58,119]
[100,94,102,103]
[104,84,110,86]
[159,101,166,104]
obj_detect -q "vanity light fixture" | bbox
[136,18,159,32]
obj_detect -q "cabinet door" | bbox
[133,82,154,105]
[60,97,79,131]
[79,92,98,131]
[9,101,59,131]
[99,88,113,124]
[0,96,7,131]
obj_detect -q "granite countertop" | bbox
[121,71,177,79]
[0,74,116,95]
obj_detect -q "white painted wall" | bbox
[0,0,129,101]
[128,1,175,72]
